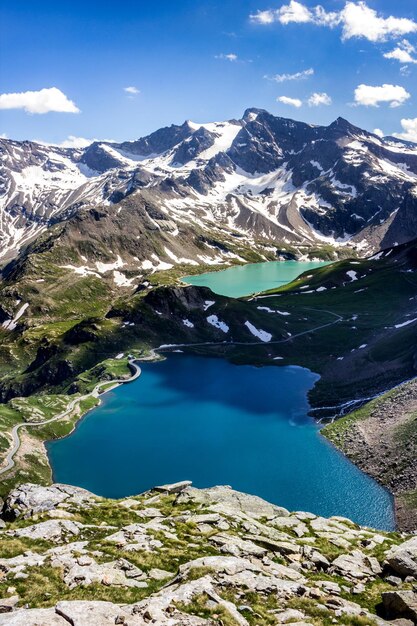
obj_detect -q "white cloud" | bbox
[265,68,314,82]
[251,1,417,43]
[277,0,313,24]
[277,95,302,107]
[0,87,79,114]
[354,83,410,108]
[251,9,275,24]
[215,53,238,61]
[393,118,417,143]
[58,136,94,148]
[373,128,384,137]
[341,2,417,42]
[384,39,417,64]
[36,136,116,149]
[276,92,332,108]
[0,133,7,139]
[308,92,332,106]
[250,1,338,26]
[124,86,140,95]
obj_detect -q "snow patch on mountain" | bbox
[244,320,272,342]
[206,315,229,333]
[2,302,29,331]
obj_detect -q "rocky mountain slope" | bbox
[324,378,417,533]
[2,109,417,265]
[0,481,416,626]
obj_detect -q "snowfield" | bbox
[2,302,29,331]
[244,320,272,342]
[394,318,417,329]
[206,315,229,333]
[346,270,358,282]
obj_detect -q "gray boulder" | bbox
[0,608,66,625]
[8,519,82,542]
[154,480,192,494]
[0,596,19,614]
[382,590,417,622]
[331,550,382,579]
[56,600,131,625]
[385,537,417,578]
[2,483,95,520]
[177,485,289,519]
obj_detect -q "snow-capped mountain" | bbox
[2,108,417,264]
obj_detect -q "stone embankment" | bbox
[0,481,416,625]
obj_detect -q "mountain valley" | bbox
[1,111,417,543]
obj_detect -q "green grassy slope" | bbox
[1,234,417,411]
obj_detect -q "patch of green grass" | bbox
[287,597,376,626]
[23,320,80,342]
[401,488,417,508]
[393,409,417,444]
[322,395,383,449]
[0,536,54,558]
[176,593,240,626]
[9,395,70,423]
[0,564,155,609]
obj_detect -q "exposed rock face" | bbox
[0,482,416,625]
[382,590,417,623]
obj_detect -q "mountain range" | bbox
[2,108,417,271]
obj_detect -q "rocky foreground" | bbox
[0,482,416,625]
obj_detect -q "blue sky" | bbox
[1,0,417,144]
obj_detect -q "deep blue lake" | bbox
[48,354,394,529]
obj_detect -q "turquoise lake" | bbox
[183,260,328,297]
[48,261,394,530]
[48,355,394,529]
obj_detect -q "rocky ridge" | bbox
[0,481,416,625]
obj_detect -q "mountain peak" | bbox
[242,107,268,122]
[329,117,361,133]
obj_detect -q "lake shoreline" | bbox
[322,376,417,533]
[0,346,397,531]
[182,259,329,299]
[47,354,395,530]
[49,352,400,531]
